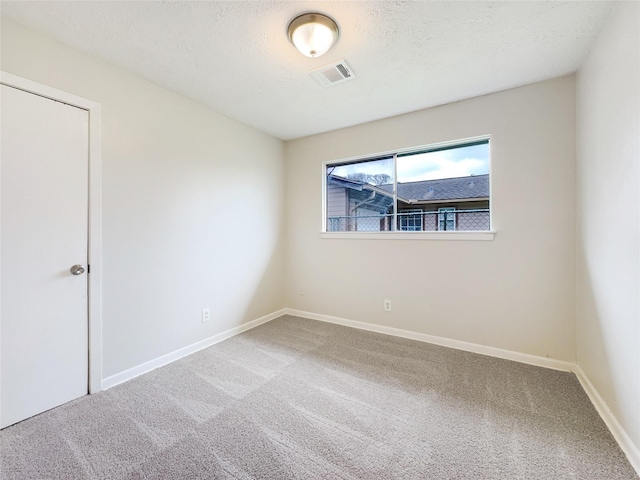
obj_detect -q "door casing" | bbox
[0,71,103,394]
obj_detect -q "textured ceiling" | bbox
[1,1,612,140]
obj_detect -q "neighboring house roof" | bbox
[329,174,489,205]
[396,174,489,202]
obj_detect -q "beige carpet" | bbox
[1,315,637,479]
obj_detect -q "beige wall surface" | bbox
[285,76,577,361]
[576,1,640,455]
[1,19,285,378]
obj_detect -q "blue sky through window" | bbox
[329,157,394,185]
[328,143,489,184]
[398,143,489,183]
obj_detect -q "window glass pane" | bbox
[396,142,490,231]
[324,139,491,233]
[326,157,394,232]
[399,209,423,231]
[438,207,456,231]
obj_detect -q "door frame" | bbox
[1,71,103,394]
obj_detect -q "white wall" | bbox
[576,0,640,461]
[1,18,285,378]
[285,76,577,361]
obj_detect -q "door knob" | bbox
[70,264,85,276]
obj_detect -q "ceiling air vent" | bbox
[310,60,356,87]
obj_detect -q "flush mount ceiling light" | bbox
[287,13,339,58]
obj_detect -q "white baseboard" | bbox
[573,366,640,475]
[284,308,575,372]
[99,306,639,477]
[101,309,287,390]
[284,308,640,477]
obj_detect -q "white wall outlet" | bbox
[384,299,392,312]
[202,308,211,323]
[299,288,305,296]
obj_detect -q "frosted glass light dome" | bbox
[288,13,339,58]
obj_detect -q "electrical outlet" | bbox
[384,299,392,312]
[202,308,211,323]
[299,288,305,296]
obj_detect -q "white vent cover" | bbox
[310,60,356,87]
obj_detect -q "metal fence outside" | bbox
[326,209,490,232]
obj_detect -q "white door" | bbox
[1,84,89,429]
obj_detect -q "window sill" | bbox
[320,231,495,241]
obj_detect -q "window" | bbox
[325,156,394,232]
[438,207,456,231]
[400,209,423,231]
[325,138,490,233]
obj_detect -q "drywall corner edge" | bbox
[101,309,287,390]
[573,366,640,476]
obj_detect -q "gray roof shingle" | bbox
[397,174,489,201]
[375,174,489,202]
[328,173,489,205]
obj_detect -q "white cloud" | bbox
[330,158,394,180]
[397,151,488,182]
[328,146,489,183]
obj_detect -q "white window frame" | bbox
[400,209,423,231]
[321,135,494,241]
[438,207,456,231]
